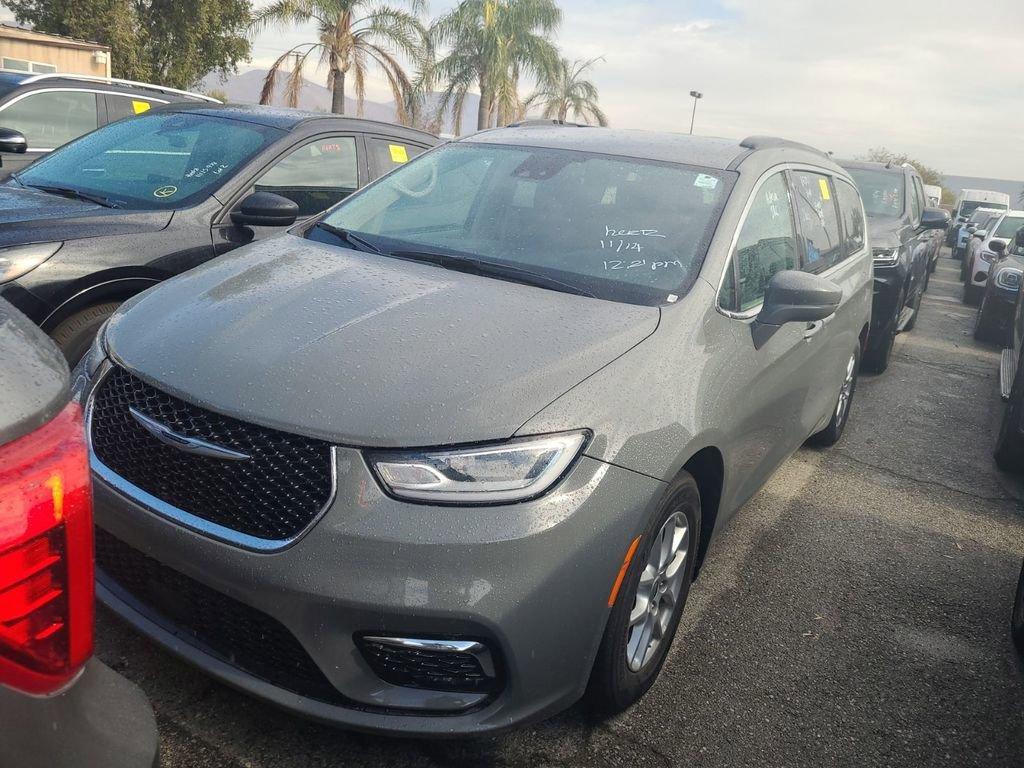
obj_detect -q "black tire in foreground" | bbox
[995,353,1024,471]
[1012,560,1024,660]
[974,297,1004,344]
[49,302,121,367]
[863,287,904,374]
[808,346,860,447]
[586,472,700,718]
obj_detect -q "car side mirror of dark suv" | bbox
[920,208,949,230]
[990,240,1006,255]
[230,191,299,227]
[752,270,842,349]
[0,127,27,154]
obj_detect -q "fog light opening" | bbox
[357,635,500,694]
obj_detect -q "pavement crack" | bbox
[893,351,994,381]
[591,724,673,768]
[828,450,1019,503]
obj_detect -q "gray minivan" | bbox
[77,125,872,735]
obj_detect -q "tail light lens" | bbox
[0,402,92,695]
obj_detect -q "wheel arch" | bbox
[679,446,724,580]
[40,274,164,332]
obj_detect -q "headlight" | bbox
[70,318,110,399]
[995,268,1022,292]
[872,248,899,267]
[0,242,62,284]
[367,431,589,504]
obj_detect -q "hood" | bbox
[866,216,903,250]
[106,235,660,447]
[0,184,172,247]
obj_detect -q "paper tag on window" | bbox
[694,174,718,189]
[389,144,409,163]
[132,100,151,114]
[819,178,831,200]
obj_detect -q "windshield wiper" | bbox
[312,222,383,254]
[388,249,596,299]
[23,183,120,209]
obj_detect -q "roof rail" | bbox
[18,73,220,103]
[507,118,592,128]
[738,135,827,157]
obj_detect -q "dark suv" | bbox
[0,103,435,363]
[0,72,215,178]
[839,160,948,372]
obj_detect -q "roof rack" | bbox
[507,119,592,128]
[18,73,220,103]
[738,135,827,157]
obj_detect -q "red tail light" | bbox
[0,401,93,695]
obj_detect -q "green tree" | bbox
[8,0,252,89]
[251,0,427,116]
[522,55,607,125]
[431,0,561,132]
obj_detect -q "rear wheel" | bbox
[808,347,859,447]
[586,473,700,717]
[49,302,121,366]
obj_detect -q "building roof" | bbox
[0,22,110,51]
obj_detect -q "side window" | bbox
[0,90,98,148]
[719,172,799,312]
[909,176,922,223]
[255,136,359,217]
[367,138,428,179]
[106,94,159,123]
[791,170,843,273]
[835,178,866,256]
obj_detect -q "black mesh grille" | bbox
[90,365,334,541]
[95,528,347,705]
[359,639,496,693]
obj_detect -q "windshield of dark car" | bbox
[313,142,734,305]
[845,168,904,218]
[13,111,280,209]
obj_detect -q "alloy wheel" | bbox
[835,353,856,427]
[625,512,690,672]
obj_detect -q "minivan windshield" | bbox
[312,142,734,305]
[12,111,281,210]
[845,168,904,218]
[995,215,1024,238]
[961,199,1008,217]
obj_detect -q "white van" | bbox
[949,189,1011,256]
[923,184,943,207]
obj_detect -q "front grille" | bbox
[95,528,347,705]
[358,638,497,693]
[89,365,334,541]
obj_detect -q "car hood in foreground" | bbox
[105,235,660,447]
[0,184,172,247]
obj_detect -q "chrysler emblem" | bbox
[129,407,250,461]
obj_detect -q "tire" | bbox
[995,355,1024,472]
[963,284,982,306]
[49,302,121,366]
[973,297,1002,344]
[863,287,903,374]
[903,286,922,332]
[807,346,860,447]
[585,473,700,718]
[1012,561,1024,659]
[928,257,937,274]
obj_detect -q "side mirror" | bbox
[920,208,949,230]
[230,191,299,227]
[967,226,977,234]
[990,240,1006,255]
[0,127,27,154]
[752,270,842,348]
[973,230,987,240]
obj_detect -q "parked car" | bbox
[961,210,1003,286]
[923,183,942,208]
[0,103,436,363]
[0,299,159,768]
[974,236,1024,343]
[963,210,1024,305]
[0,72,216,179]
[950,195,1007,259]
[994,228,1024,468]
[839,160,948,372]
[950,190,1010,258]
[74,127,873,735]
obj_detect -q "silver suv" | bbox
[77,125,872,735]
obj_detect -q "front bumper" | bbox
[869,266,904,341]
[84,368,665,735]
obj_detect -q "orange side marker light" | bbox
[607,535,642,607]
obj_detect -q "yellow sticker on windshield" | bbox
[132,100,151,114]
[389,144,409,164]
[819,178,831,200]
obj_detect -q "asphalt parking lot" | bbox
[95,249,1024,768]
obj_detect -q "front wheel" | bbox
[1012,561,1024,658]
[995,356,1024,472]
[974,297,1002,344]
[585,473,700,717]
[808,347,859,447]
[49,302,121,367]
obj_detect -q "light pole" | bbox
[688,90,703,135]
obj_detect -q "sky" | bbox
[4,0,1022,179]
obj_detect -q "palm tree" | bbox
[523,56,607,126]
[431,0,561,132]
[251,0,427,118]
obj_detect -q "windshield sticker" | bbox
[153,185,178,198]
[818,178,831,200]
[131,100,151,114]
[694,173,719,189]
[389,144,409,163]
